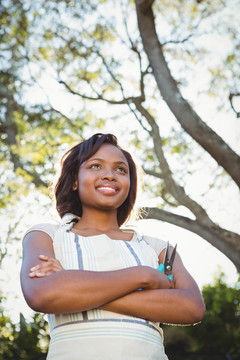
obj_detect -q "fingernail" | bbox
[30,266,37,271]
[36,272,44,277]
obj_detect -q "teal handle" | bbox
[157,264,173,281]
[157,264,165,272]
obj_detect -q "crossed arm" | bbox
[20,231,205,325]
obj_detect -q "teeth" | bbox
[98,187,116,192]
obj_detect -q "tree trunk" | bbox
[135,0,240,189]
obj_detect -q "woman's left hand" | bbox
[29,255,63,278]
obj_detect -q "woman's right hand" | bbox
[139,266,172,290]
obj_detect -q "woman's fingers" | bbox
[29,255,63,278]
[39,254,51,261]
[29,269,55,277]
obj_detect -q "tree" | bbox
[193,272,240,358]
[0,297,49,360]
[0,0,91,209]
[0,0,240,271]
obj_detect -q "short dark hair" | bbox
[54,133,138,226]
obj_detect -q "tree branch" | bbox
[161,17,202,47]
[229,92,240,118]
[143,207,240,272]
[133,99,215,226]
[143,168,163,179]
[98,51,125,93]
[58,79,143,105]
[121,12,149,101]
[161,32,194,47]
[1,84,49,188]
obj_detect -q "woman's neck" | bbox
[74,208,120,233]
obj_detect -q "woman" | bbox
[20,133,205,359]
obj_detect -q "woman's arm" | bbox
[20,230,171,314]
[101,251,205,325]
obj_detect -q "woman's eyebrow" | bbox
[88,158,128,166]
[113,160,129,167]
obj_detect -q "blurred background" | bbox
[0,0,239,359]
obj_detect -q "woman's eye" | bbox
[116,167,127,173]
[90,164,101,169]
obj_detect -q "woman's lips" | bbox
[96,186,118,194]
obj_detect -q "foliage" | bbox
[0,298,49,360]
[0,0,98,210]
[163,272,240,360]
[189,272,240,358]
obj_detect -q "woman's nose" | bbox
[101,168,116,181]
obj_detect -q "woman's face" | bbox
[76,143,130,212]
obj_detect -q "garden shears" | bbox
[157,242,177,281]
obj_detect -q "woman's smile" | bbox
[96,184,119,195]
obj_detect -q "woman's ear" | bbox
[73,181,78,191]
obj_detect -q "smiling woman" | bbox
[55,133,138,227]
[75,144,131,217]
[20,133,205,360]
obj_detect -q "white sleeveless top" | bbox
[25,223,169,360]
